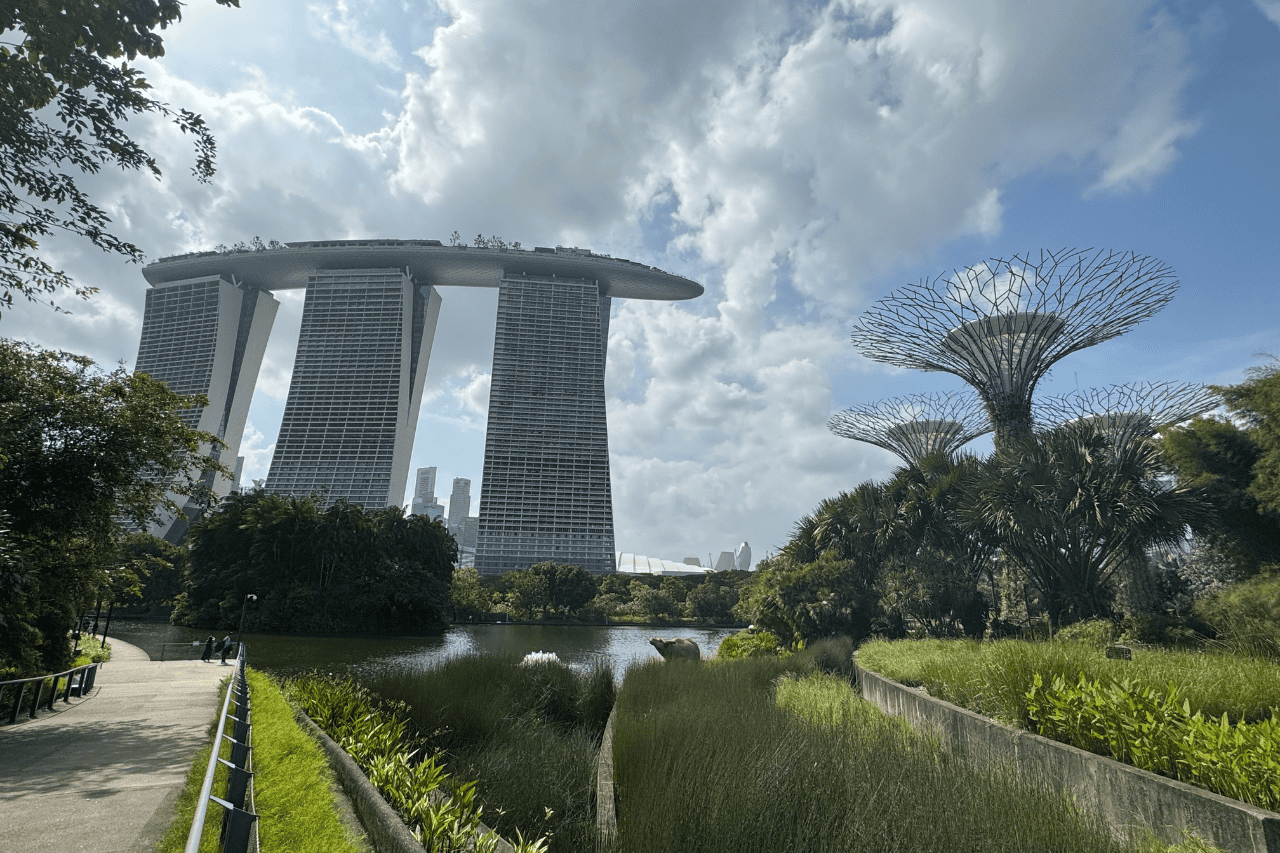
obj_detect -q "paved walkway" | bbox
[0,638,229,852]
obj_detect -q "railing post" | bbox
[211,796,257,853]
[29,680,42,719]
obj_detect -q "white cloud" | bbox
[7,0,1209,561]
[1255,1,1280,29]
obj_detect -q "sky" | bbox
[7,0,1279,568]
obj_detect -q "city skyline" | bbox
[11,0,1279,563]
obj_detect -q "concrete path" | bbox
[0,638,229,852]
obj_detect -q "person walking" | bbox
[200,636,214,663]
[219,634,234,665]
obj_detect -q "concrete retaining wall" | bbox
[296,710,514,853]
[596,705,618,850]
[856,666,1280,853]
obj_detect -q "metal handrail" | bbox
[184,642,253,853]
[0,663,100,724]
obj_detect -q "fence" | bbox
[185,643,258,853]
[0,663,100,724]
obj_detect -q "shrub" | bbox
[716,628,788,659]
[1194,570,1280,659]
[1053,618,1118,649]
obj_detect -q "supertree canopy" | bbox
[1033,381,1220,450]
[850,248,1178,447]
[828,391,992,466]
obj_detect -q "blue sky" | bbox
[8,0,1279,566]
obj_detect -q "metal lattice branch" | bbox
[828,391,993,466]
[1034,381,1220,450]
[850,248,1178,445]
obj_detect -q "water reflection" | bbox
[108,620,738,680]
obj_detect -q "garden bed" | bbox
[610,645,1198,853]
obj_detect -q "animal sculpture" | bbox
[649,637,701,661]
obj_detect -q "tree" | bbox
[962,423,1210,628]
[176,491,454,633]
[736,550,881,644]
[450,565,491,620]
[1217,357,1280,516]
[0,340,223,673]
[1161,415,1280,569]
[1,0,238,316]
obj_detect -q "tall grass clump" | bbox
[291,674,546,853]
[367,654,614,853]
[857,638,1280,725]
[613,654,1165,853]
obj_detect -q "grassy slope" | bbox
[153,668,366,853]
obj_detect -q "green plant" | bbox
[367,655,611,853]
[291,674,547,852]
[613,654,1167,853]
[1025,673,1280,810]
[715,628,789,659]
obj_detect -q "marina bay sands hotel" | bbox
[134,239,702,574]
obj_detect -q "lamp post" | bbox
[237,594,257,649]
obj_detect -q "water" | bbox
[107,620,739,680]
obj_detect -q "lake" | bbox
[106,620,740,680]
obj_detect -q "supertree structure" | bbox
[828,391,992,466]
[1033,381,1220,450]
[850,248,1179,447]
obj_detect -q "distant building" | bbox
[411,467,445,519]
[682,557,703,566]
[617,554,714,577]
[713,551,736,573]
[734,542,752,572]
[447,478,471,534]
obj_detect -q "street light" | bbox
[237,594,258,649]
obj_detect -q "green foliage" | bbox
[857,638,1280,729]
[961,423,1210,627]
[716,628,789,659]
[175,491,454,634]
[1026,673,1280,810]
[290,675,544,852]
[120,532,188,604]
[449,565,492,619]
[364,654,612,853]
[1052,618,1119,649]
[1218,357,1280,517]
[1162,415,1280,568]
[0,340,224,674]
[737,549,880,644]
[1194,570,1280,659]
[614,653,1146,853]
[0,0,239,315]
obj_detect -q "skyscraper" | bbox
[447,477,471,534]
[474,275,615,574]
[133,275,278,541]
[411,466,439,516]
[139,240,701,561]
[263,270,441,507]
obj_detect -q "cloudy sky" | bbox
[9,0,1279,567]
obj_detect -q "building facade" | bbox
[474,275,615,574]
[133,275,278,541]
[447,477,471,534]
[137,241,701,566]
[263,270,441,508]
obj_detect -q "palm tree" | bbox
[961,422,1210,627]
